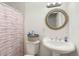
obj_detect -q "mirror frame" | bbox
[45,8,69,30]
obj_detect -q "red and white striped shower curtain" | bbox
[0,4,24,56]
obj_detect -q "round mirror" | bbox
[45,8,69,30]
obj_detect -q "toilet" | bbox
[24,39,40,56]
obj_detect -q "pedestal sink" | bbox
[42,37,76,56]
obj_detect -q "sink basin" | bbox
[42,37,76,55]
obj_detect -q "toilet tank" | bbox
[24,35,40,55]
[26,41,40,55]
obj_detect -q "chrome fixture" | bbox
[46,2,62,8]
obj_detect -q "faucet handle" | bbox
[59,38,62,41]
[55,37,57,40]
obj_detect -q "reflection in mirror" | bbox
[47,12,65,28]
[57,12,65,27]
[45,8,68,30]
[47,13,57,28]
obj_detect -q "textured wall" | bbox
[24,2,69,56]
[69,2,79,55]
[0,4,24,56]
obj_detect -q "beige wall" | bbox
[24,2,69,56]
[69,2,79,55]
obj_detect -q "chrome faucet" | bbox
[59,38,62,41]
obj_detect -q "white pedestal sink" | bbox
[42,37,76,56]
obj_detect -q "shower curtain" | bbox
[0,4,24,56]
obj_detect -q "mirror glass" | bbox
[45,9,68,30]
